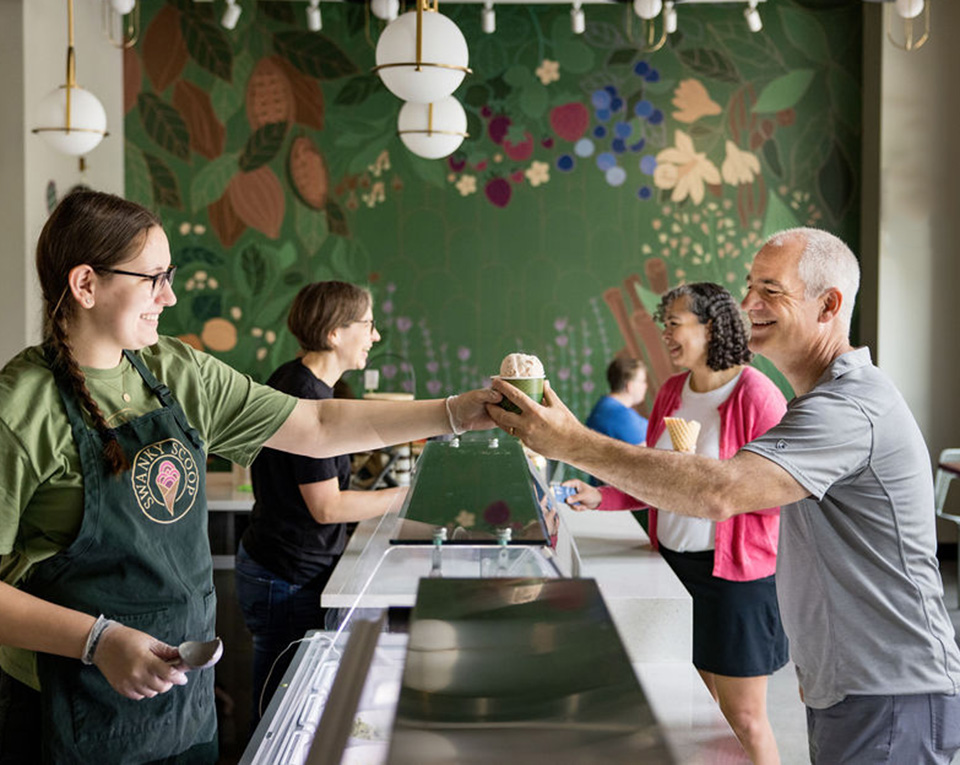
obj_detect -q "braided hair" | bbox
[654,282,752,372]
[37,190,162,475]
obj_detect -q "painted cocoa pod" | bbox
[245,57,294,131]
[142,5,188,92]
[226,166,285,239]
[173,80,225,160]
[288,135,329,210]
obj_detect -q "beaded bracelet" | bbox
[81,614,118,666]
[444,395,465,436]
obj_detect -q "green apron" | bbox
[23,349,217,764]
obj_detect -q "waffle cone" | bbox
[663,417,701,453]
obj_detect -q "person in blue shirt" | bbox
[585,357,648,446]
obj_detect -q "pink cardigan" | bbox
[597,366,787,582]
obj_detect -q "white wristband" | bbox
[444,395,465,435]
[81,614,117,666]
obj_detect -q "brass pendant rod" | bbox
[415,0,423,71]
[66,0,75,133]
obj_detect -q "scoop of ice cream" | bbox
[500,353,544,378]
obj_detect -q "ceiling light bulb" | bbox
[306,0,322,31]
[371,0,399,22]
[481,2,495,34]
[109,0,136,14]
[633,0,663,21]
[221,0,242,31]
[663,1,677,34]
[894,0,924,19]
[744,2,762,33]
[570,2,585,35]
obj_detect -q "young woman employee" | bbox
[0,190,497,763]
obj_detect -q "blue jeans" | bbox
[234,544,335,726]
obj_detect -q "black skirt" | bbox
[659,546,789,677]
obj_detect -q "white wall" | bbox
[877,1,960,530]
[0,0,124,365]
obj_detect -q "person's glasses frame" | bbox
[96,264,178,295]
[348,318,377,333]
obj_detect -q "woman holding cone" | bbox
[564,282,788,764]
[0,190,498,763]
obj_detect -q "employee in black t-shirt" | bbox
[235,281,406,724]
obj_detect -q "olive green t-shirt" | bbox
[0,336,296,687]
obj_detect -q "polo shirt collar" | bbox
[816,346,872,386]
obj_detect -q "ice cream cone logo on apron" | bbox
[131,438,200,524]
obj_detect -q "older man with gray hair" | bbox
[490,227,960,763]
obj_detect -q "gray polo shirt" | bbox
[742,347,960,709]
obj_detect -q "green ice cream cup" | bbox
[497,376,545,414]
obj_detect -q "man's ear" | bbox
[819,288,843,324]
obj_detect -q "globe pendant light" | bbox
[374,0,470,103]
[397,96,468,159]
[33,0,109,156]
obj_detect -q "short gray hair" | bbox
[767,227,860,332]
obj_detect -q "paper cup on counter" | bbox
[497,376,544,414]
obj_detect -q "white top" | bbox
[656,371,741,553]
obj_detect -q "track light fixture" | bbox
[221,0,241,30]
[744,0,762,33]
[570,1,585,35]
[371,0,400,22]
[481,1,495,33]
[306,0,321,31]
[664,1,677,34]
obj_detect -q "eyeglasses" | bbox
[348,319,377,333]
[96,265,178,295]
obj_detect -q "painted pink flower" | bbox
[558,368,571,381]
[426,380,442,395]
[457,346,471,362]
[554,318,568,332]
[581,363,593,376]
[582,380,595,394]
[387,283,396,293]
[402,380,414,392]
[426,361,440,374]
[396,317,413,333]
[382,364,397,379]
[382,300,393,314]
[555,335,568,347]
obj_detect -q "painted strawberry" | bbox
[485,177,512,208]
[549,102,589,142]
[503,131,534,162]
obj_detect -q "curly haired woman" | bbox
[566,282,789,764]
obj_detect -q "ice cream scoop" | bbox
[500,353,544,378]
[175,637,223,671]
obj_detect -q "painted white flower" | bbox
[721,141,761,186]
[455,174,477,196]
[536,59,560,85]
[654,130,721,205]
[455,510,476,528]
[525,161,550,187]
[178,222,191,236]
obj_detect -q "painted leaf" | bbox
[607,48,636,67]
[763,139,783,178]
[752,70,815,114]
[190,154,239,213]
[295,201,328,255]
[273,31,359,80]
[246,57,295,130]
[238,122,288,172]
[191,295,222,323]
[818,142,855,224]
[207,194,246,248]
[762,189,801,239]
[828,66,861,133]
[288,135,329,210]
[226,165,286,239]
[173,80,225,160]
[238,245,270,297]
[520,82,548,120]
[677,48,740,85]
[123,47,142,115]
[778,6,830,64]
[124,142,153,209]
[138,92,190,161]
[179,246,226,266]
[142,5,188,92]
[180,13,233,82]
[325,199,349,237]
[143,152,182,209]
[334,75,379,108]
[274,56,325,130]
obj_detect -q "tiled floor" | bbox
[213,554,960,764]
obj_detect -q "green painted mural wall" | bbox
[125,0,861,415]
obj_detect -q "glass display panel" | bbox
[387,578,675,764]
[390,434,551,545]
